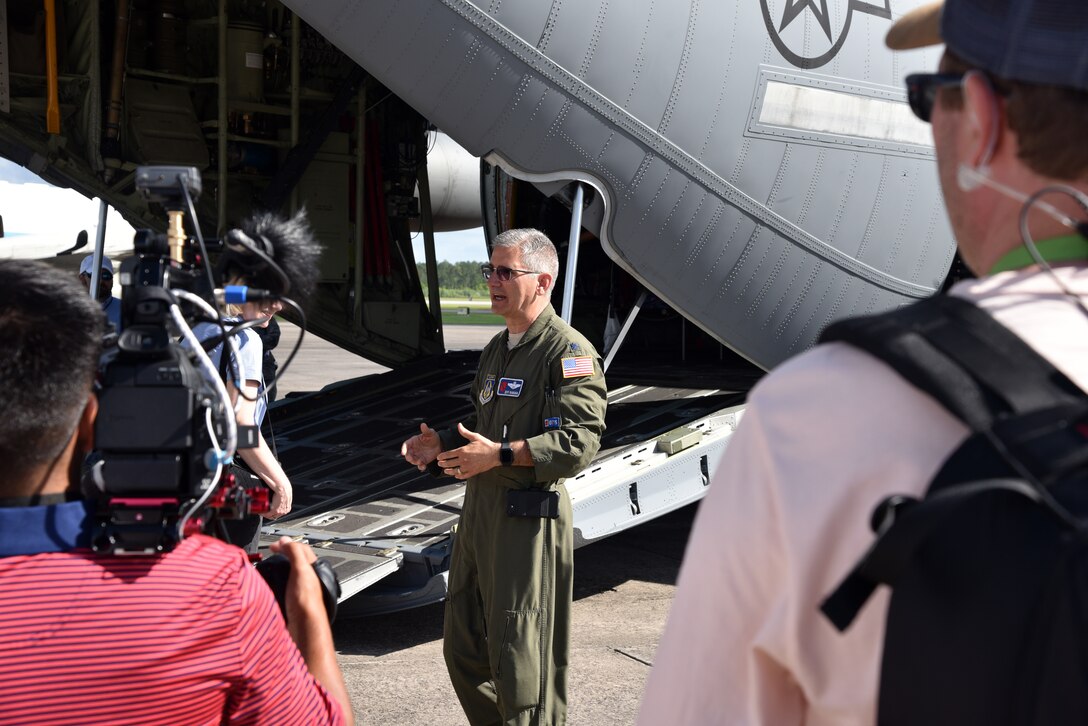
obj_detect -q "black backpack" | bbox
[817,294,1088,726]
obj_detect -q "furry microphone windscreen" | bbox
[232,208,322,300]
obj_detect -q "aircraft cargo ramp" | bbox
[262,351,756,614]
[284,0,954,369]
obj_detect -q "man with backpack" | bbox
[637,1,1088,724]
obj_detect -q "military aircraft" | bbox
[0,0,950,612]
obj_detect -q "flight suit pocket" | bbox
[544,385,562,430]
[500,384,543,443]
[495,608,543,710]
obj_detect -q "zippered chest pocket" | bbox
[495,381,544,441]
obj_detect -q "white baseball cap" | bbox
[79,254,114,276]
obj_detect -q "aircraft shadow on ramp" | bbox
[332,505,696,657]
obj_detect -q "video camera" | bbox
[88,166,331,601]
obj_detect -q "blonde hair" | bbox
[224,276,245,318]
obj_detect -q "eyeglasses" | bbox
[81,271,113,281]
[480,264,540,282]
[905,72,964,123]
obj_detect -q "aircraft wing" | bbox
[284,0,951,368]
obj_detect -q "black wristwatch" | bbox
[499,441,514,466]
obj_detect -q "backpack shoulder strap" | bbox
[820,295,1085,431]
[820,478,1053,632]
[819,296,1088,631]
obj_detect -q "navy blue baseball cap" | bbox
[886,0,1088,92]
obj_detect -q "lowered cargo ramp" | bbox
[284,0,953,368]
[262,351,756,614]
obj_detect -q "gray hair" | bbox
[491,228,560,296]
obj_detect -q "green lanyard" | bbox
[989,235,1088,274]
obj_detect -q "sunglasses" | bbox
[480,264,540,282]
[905,72,964,123]
[81,271,113,281]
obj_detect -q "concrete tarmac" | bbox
[335,507,694,726]
[272,321,692,725]
[273,322,506,398]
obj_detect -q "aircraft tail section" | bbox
[284,0,952,368]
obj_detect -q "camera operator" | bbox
[0,260,352,725]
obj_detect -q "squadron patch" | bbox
[561,356,594,378]
[497,377,524,397]
[479,374,496,404]
[544,416,561,430]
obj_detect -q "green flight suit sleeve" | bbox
[429,361,482,477]
[525,352,607,484]
[437,411,475,453]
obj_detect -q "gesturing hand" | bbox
[436,423,500,480]
[400,422,442,471]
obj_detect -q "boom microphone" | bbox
[216,209,322,300]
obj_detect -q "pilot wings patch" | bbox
[497,377,523,397]
[561,356,594,378]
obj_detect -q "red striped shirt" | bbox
[0,534,345,725]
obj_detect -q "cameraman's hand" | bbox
[400,422,442,471]
[268,481,293,520]
[269,536,353,725]
[269,536,323,627]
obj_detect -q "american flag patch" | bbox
[562,356,594,378]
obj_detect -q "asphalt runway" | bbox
[271,321,694,725]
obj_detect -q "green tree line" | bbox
[417,261,489,297]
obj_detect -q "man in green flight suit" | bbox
[401,228,607,725]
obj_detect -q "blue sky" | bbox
[0,159,47,185]
[414,226,488,264]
